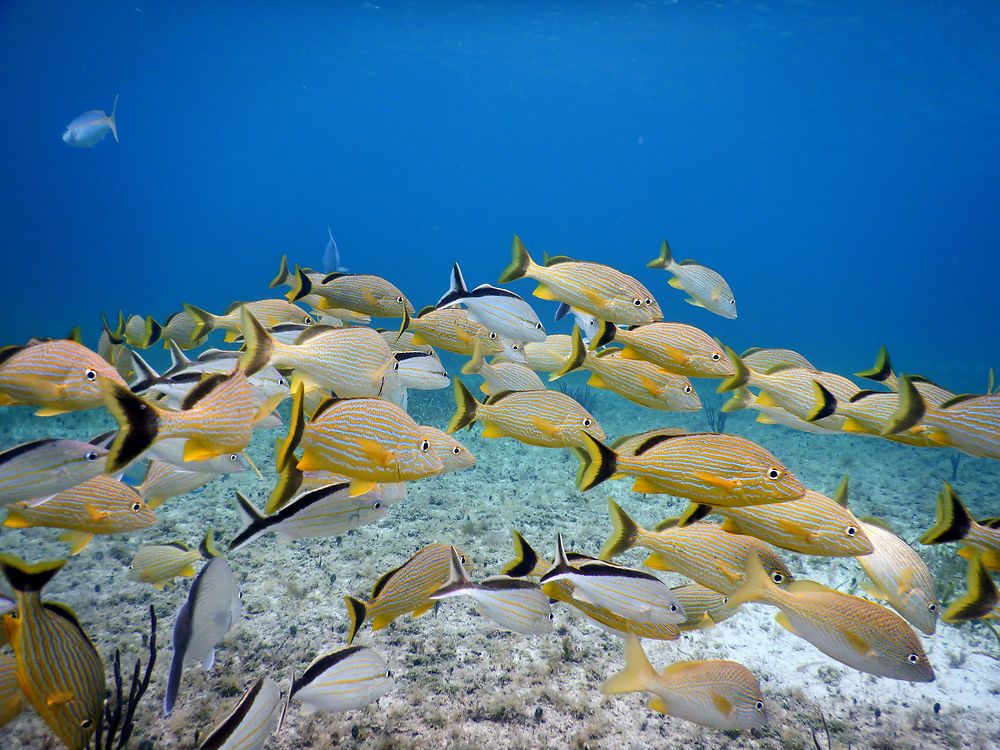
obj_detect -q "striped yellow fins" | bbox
[0,555,105,749]
[600,499,793,596]
[448,379,603,448]
[501,531,681,641]
[198,675,284,750]
[676,478,874,557]
[942,551,999,623]
[919,482,1000,571]
[729,555,934,682]
[0,339,127,415]
[290,645,393,713]
[576,431,804,507]
[461,339,546,395]
[3,475,157,555]
[182,299,312,342]
[554,327,701,412]
[100,369,259,472]
[137,460,218,510]
[671,583,740,631]
[239,309,397,398]
[647,238,737,319]
[832,388,939,445]
[343,543,471,644]
[602,635,767,731]
[286,266,414,320]
[591,321,734,379]
[498,235,662,325]
[128,529,219,589]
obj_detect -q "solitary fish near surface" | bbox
[62,95,119,147]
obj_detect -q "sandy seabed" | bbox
[2,381,999,750]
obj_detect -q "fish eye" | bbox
[711,353,721,361]
[644,298,652,305]
[86,451,98,461]
[489,332,497,340]
[722,597,729,604]
[669,604,677,612]
[767,468,781,480]
[512,343,520,350]
[278,377,286,386]
[632,298,642,307]
[374,502,382,510]
[230,455,238,461]
[386,669,393,678]
[536,323,542,329]
[907,654,919,664]
[131,502,141,512]
[452,446,461,454]
[396,296,404,304]
[928,603,937,612]
[128,564,133,570]
[730,299,736,306]
[420,440,430,452]
[81,718,94,729]
[393,362,400,371]
[459,554,466,564]
[683,385,692,393]
[304,316,313,324]
[771,572,785,584]
[582,418,592,427]
[845,526,856,536]
[548,612,555,620]
[755,701,764,711]
[85,369,98,381]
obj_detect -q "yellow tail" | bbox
[601,634,656,695]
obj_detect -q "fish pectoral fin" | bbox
[631,477,667,494]
[532,284,558,301]
[85,504,109,523]
[349,479,378,497]
[46,691,75,707]
[774,611,797,635]
[586,373,607,389]
[843,629,873,657]
[34,407,71,417]
[647,696,670,714]
[643,553,673,571]
[858,579,885,601]
[659,344,691,365]
[357,439,395,468]
[719,518,741,533]
[528,416,561,438]
[717,561,741,582]
[692,471,738,491]
[774,518,811,540]
[581,289,607,310]
[683,298,704,309]
[410,333,427,346]
[841,417,867,434]
[183,438,226,462]
[711,690,734,716]
[480,424,508,439]
[59,531,94,556]
[3,510,32,529]
[181,565,196,577]
[755,391,779,408]
[636,374,662,397]
[896,566,915,596]
[667,277,685,289]
[296,449,324,472]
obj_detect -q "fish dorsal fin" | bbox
[180,372,230,410]
[740,347,762,358]
[652,516,681,532]
[310,395,344,422]
[594,347,621,359]
[164,541,191,552]
[635,432,688,456]
[485,390,518,405]
[0,345,24,368]
[321,272,354,283]
[979,517,1000,530]
[417,305,435,318]
[544,254,574,266]
[786,580,831,594]
[831,476,849,508]
[370,563,404,600]
[861,516,895,533]
[848,389,884,403]
[939,393,977,409]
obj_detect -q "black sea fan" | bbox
[91,605,157,750]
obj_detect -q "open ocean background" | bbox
[1,1,999,391]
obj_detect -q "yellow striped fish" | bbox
[857,519,938,635]
[100,369,259,472]
[887,380,1000,460]
[4,475,157,555]
[287,267,414,319]
[741,347,815,373]
[290,386,444,496]
[0,438,108,507]
[198,676,284,750]
[0,555,105,749]
[137,460,218,510]
[122,314,162,349]
[498,236,662,325]
[602,635,767,731]
[0,339,127,415]
[671,583,740,631]
[239,309,396,397]
[554,327,701,412]
[855,346,956,407]
[158,310,205,350]
[344,543,471,643]
[647,239,737,319]
[920,483,1000,571]
[0,652,24,730]
[718,347,860,428]
[461,339,546,396]
[501,531,681,641]
[497,334,573,373]
[942,551,998,623]
[183,299,312,342]
[290,645,393,713]
[591,321,734,379]
[128,529,219,589]
[676,480,874,557]
[380,329,434,354]
[721,386,838,435]
[601,499,793,596]
[729,555,934,682]
[407,306,522,359]
[576,431,804,507]
[448,379,604,448]
[832,389,938,444]
[421,426,476,474]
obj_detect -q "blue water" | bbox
[2,1,999,390]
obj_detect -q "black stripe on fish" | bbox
[291,646,366,698]
[228,484,350,551]
[0,438,60,466]
[198,677,267,750]
[181,373,230,410]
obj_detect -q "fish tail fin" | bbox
[269,254,291,289]
[286,266,313,303]
[267,459,304,515]
[716,346,750,392]
[108,93,119,142]
[600,498,640,559]
[591,320,617,350]
[182,303,216,341]
[238,308,273,376]
[500,529,541,578]
[229,491,268,552]
[396,306,410,341]
[677,503,713,527]
[721,386,753,413]
[920,482,974,545]
[575,431,617,491]
[601,634,657,695]
[805,381,837,422]
[446,379,478,433]
[855,345,893,383]
[0,554,65,593]
[553,302,571,322]
[645,238,675,270]
[461,339,486,375]
[164,647,183,716]
[275,383,306,472]
[551,326,587,380]
[727,553,778,608]
[140,315,162,348]
[344,595,367,645]
[100,379,161,472]
[943,552,999,623]
[498,234,535,283]
[101,311,124,345]
[881,374,926,436]
[128,349,160,393]
[199,528,221,559]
